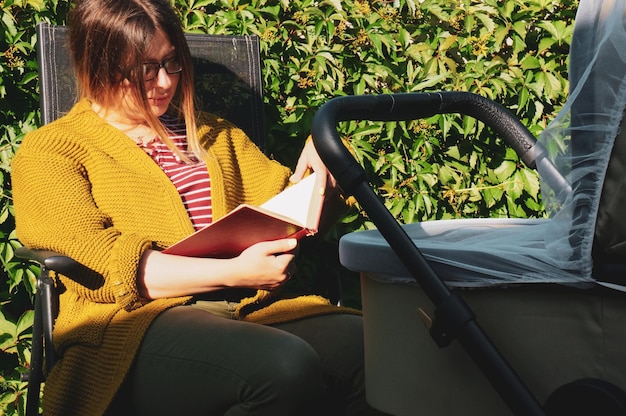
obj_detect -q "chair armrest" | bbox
[15,247,76,382]
[15,247,80,276]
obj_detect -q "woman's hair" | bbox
[68,0,199,160]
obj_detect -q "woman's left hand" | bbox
[290,138,337,197]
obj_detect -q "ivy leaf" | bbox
[520,55,541,70]
[2,12,18,38]
[520,168,541,199]
[439,34,458,52]
[25,0,45,10]
[324,0,343,12]
[473,11,496,34]
[0,310,17,350]
[16,310,34,338]
[411,74,447,91]
[438,164,457,184]
[494,160,517,183]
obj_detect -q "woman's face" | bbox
[119,30,180,121]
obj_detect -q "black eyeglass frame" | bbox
[141,57,182,82]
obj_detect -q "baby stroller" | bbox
[311,0,626,414]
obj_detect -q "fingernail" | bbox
[288,239,297,249]
[319,187,325,196]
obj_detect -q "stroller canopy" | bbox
[339,0,626,288]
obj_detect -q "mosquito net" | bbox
[339,0,626,288]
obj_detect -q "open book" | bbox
[163,173,324,258]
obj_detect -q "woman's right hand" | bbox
[234,239,298,290]
[138,239,298,299]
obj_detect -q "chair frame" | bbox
[18,249,78,416]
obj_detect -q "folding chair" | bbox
[311,0,626,414]
[18,22,268,416]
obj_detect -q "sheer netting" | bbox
[339,0,626,288]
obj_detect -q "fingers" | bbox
[268,245,298,289]
[271,243,297,282]
[284,257,297,280]
[290,139,337,196]
[290,158,309,184]
[290,138,314,183]
[256,256,296,290]
[322,170,337,194]
[237,239,299,290]
[251,238,297,256]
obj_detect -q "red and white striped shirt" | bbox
[138,116,212,230]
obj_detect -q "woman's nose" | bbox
[154,67,174,88]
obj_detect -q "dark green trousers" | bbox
[108,305,387,415]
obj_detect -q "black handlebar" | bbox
[310,91,548,416]
[311,92,570,199]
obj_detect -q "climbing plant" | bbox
[1,0,577,414]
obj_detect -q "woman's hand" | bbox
[290,138,337,197]
[138,239,298,299]
[233,239,298,290]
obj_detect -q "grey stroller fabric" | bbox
[340,0,626,288]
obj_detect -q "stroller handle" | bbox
[310,91,546,416]
[311,92,570,198]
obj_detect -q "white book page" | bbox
[260,172,319,227]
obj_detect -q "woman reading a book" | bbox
[11,0,388,415]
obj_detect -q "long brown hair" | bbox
[68,0,199,161]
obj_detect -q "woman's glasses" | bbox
[141,57,182,82]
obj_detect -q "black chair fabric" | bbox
[36,23,266,150]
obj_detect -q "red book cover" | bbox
[163,173,323,258]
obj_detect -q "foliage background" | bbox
[1,0,577,414]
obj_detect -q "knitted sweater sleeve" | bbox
[13,129,150,309]
[11,102,194,316]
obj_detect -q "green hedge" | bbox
[1,0,577,414]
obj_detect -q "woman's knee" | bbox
[240,333,327,414]
[262,331,324,390]
[122,307,328,415]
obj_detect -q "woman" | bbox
[12,0,386,415]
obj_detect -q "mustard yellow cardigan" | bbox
[12,99,351,416]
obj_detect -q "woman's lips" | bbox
[149,95,170,105]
